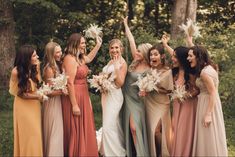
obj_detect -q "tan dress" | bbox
[145,68,174,157]
[9,68,43,156]
[192,65,228,156]
[43,69,63,156]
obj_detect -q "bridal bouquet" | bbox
[132,69,161,92]
[49,72,68,93]
[36,83,52,101]
[85,24,103,39]
[170,85,191,102]
[179,18,201,38]
[88,72,116,93]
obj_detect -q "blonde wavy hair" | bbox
[43,41,61,76]
[128,43,152,72]
[109,39,124,57]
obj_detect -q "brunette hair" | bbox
[14,45,40,95]
[189,45,217,76]
[172,46,192,89]
[64,33,85,64]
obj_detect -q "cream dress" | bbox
[192,65,227,156]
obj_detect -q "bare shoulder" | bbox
[11,67,18,76]
[43,66,54,78]
[10,67,18,81]
[63,54,76,63]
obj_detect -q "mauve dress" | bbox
[171,78,197,156]
[61,64,98,157]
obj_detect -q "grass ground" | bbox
[0,94,235,156]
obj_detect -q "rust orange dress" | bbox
[61,64,98,157]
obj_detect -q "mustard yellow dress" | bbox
[9,68,43,156]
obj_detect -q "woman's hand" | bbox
[203,112,212,128]
[185,34,194,47]
[161,34,170,47]
[62,88,69,95]
[123,16,128,25]
[72,105,81,116]
[96,36,102,46]
[112,55,121,70]
[138,90,147,97]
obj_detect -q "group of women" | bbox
[9,16,227,157]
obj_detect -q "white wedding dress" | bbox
[100,63,126,156]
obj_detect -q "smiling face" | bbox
[31,50,39,65]
[150,49,162,68]
[171,51,180,68]
[187,50,197,68]
[54,46,62,61]
[79,37,86,53]
[109,42,122,59]
[135,49,144,61]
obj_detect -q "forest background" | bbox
[0,0,234,156]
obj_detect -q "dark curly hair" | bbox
[14,45,40,96]
[148,44,165,65]
[172,46,194,89]
[189,45,217,77]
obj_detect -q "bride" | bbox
[100,39,127,156]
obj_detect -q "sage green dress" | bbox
[122,71,150,157]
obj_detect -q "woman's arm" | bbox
[161,34,174,56]
[185,34,194,47]
[201,72,216,127]
[19,92,43,101]
[85,36,102,63]
[113,58,127,88]
[63,55,80,116]
[123,16,138,59]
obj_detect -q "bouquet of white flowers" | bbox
[36,83,52,101]
[88,72,116,93]
[179,18,201,38]
[170,85,191,102]
[132,69,161,92]
[49,72,68,92]
[85,24,103,39]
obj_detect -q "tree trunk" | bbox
[154,0,159,35]
[0,0,15,88]
[170,0,197,39]
[128,0,134,20]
